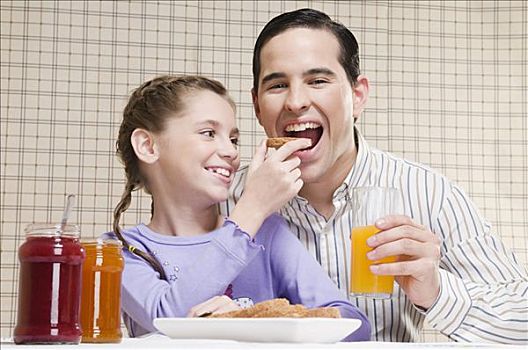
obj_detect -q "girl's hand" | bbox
[187,295,241,317]
[229,138,310,236]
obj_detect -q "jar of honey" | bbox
[14,223,85,344]
[80,239,124,343]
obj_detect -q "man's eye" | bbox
[269,82,287,90]
[310,79,328,86]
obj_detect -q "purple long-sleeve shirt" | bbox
[107,214,370,340]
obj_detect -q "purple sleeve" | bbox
[267,216,371,341]
[119,220,261,334]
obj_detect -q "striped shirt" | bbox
[219,128,528,344]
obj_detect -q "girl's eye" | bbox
[230,137,239,147]
[201,130,215,138]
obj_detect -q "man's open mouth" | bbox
[284,122,323,150]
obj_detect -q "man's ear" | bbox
[130,128,159,164]
[251,88,263,126]
[352,75,369,120]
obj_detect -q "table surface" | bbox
[1,335,521,350]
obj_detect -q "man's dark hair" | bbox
[252,8,360,93]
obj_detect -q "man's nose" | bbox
[285,84,310,114]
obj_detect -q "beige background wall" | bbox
[1,0,526,342]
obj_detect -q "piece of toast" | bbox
[296,306,341,318]
[209,298,290,318]
[208,298,341,318]
[266,137,298,149]
[252,304,307,318]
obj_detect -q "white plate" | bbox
[153,317,361,343]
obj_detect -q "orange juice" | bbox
[350,225,395,296]
[80,240,123,343]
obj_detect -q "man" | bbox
[220,8,527,343]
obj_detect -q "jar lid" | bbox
[82,238,123,247]
[25,223,80,238]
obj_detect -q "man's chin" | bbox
[299,166,324,186]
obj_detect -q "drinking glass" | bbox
[350,187,402,299]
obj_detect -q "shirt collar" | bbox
[343,126,372,191]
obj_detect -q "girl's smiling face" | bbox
[155,89,240,207]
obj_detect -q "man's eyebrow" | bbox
[261,68,337,86]
[261,72,286,85]
[304,67,336,78]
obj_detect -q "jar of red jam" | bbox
[13,223,85,344]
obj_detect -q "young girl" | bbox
[109,75,370,340]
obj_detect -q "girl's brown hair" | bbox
[113,75,235,281]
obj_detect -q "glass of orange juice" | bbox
[350,187,402,299]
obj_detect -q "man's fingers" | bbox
[367,239,439,261]
[368,224,438,247]
[370,259,437,278]
[376,215,425,231]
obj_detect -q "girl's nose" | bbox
[219,139,238,160]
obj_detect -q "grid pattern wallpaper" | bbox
[1,0,526,342]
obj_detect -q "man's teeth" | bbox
[284,122,320,132]
[208,168,231,177]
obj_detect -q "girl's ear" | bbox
[130,128,159,164]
